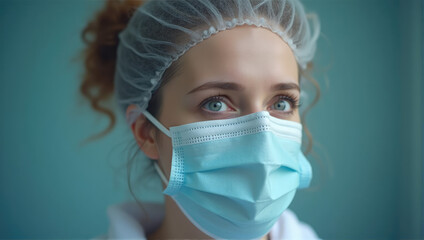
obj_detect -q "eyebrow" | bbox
[272,82,300,92]
[186,81,244,94]
[186,80,300,95]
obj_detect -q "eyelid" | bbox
[200,95,224,107]
[200,95,236,112]
[198,94,300,116]
[276,94,299,107]
[268,94,300,115]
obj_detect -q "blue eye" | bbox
[203,98,229,112]
[272,99,292,111]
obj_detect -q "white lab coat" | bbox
[93,201,320,240]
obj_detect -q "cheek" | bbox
[289,106,301,123]
[293,111,301,123]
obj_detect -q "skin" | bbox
[127,25,300,239]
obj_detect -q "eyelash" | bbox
[199,95,227,109]
[199,94,302,113]
[276,94,301,110]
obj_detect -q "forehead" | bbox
[179,25,299,85]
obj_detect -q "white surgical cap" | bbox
[115,0,320,125]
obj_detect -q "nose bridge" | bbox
[242,104,263,116]
[240,89,266,116]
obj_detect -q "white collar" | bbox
[102,201,319,239]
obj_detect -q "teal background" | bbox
[0,0,422,239]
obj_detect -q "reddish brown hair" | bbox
[76,0,146,142]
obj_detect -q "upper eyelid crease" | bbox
[276,94,299,104]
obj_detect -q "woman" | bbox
[80,0,321,239]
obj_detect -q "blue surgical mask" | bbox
[142,110,312,239]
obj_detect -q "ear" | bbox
[127,104,160,160]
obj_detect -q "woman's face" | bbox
[151,25,300,177]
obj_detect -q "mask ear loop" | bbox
[140,109,171,185]
[154,162,169,185]
[141,110,172,138]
